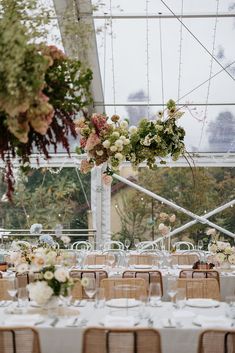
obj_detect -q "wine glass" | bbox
[124,239,131,251]
[134,238,139,249]
[198,240,204,250]
[149,283,162,306]
[7,277,18,301]
[167,277,177,306]
[106,253,116,268]
[84,278,97,300]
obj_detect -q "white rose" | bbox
[224,247,233,255]
[228,254,235,264]
[208,244,218,253]
[27,281,53,305]
[44,271,54,280]
[112,131,120,138]
[206,228,217,236]
[217,241,230,251]
[110,145,118,152]
[54,267,69,283]
[120,120,128,129]
[16,263,29,274]
[61,235,71,245]
[117,145,123,151]
[158,223,165,231]
[114,153,123,161]
[215,253,226,263]
[169,214,176,223]
[115,139,123,148]
[129,126,137,134]
[102,140,110,149]
[123,138,130,145]
[119,135,126,141]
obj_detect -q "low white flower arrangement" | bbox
[208,235,235,265]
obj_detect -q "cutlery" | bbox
[35,320,45,326]
[50,317,59,327]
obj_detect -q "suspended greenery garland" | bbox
[0,0,93,199]
[75,99,186,177]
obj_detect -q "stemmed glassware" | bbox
[167,277,177,307]
[198,240,204,250]
[83,278,97,301]
[7,277,18,301]
[106,253,116,268]
[149,283,162,306]
[124,239,131,251]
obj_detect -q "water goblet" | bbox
[167,277,177,307]
[175,288,186,310]
[149,283,162,307]
[84,278,97,301]
[7,277,18,301]
[198,240,204,250]
[124,239,131,251]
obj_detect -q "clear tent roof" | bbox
[32,1,235,157]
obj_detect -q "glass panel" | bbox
[111,166,235,248]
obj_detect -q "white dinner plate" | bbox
[106,298,141,308]
[186,298,220,308]
[99,315,139,327]
[133,265,152,269]
[86,265,105,269]
[192,315,231,327]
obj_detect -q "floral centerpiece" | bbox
[0,0,92,199]
[208,229,235,266]
[75,100,185,178]
[27,249,74,306]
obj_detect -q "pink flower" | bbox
[80,160,94,174]
[85,132,101,151]
[102,174,113,186]
[91,114,108,132]
[80,137,87,148]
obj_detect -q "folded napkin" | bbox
[4,314,42,326]
[104,315,135,327]
[194,315,232,328]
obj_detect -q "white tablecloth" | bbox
[0,301,233,353]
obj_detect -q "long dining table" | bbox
[0,299,234,353]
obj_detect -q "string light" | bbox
[158,12,165,111]
[145,0,150,118]
[177,0,184,102]
[198,0,220,150]
[109,0,116,114]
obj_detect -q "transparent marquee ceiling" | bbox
[42,1,235,155]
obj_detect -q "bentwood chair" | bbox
[122,270,163,296]
[179,269,220,287]
[171,253,200,266]
[82,327,162,353]
[70,270,108,299]
[0,279,12,300]
[0,327,41,353]
[177,278,221,301]
[100,278,147,300]
[197,329,235,353]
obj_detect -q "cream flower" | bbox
[61,235,71,245]
[208,244,218,253]
[215,253,226,263]
[16,263,29,274]
[224,247,233,255]
[115,139,123,148]
[129,126,137,134]
[123,138,130,145]
[102,140,110,149]
[119,135,126,141]
[112,131,120,138]
[54,267,69,283]
[169,214,176,223]
[120,120,128,129]
[206,228,217,236]
[27,281,53,305]
[44,271,54,280]
[114,153,123,161]
[110,145,118,152]
[228,254,235,264]
[96,150,104,156]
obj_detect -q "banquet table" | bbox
[0,300,234,353]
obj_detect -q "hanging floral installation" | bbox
[0,0,93,199]
[75,99,186,178]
